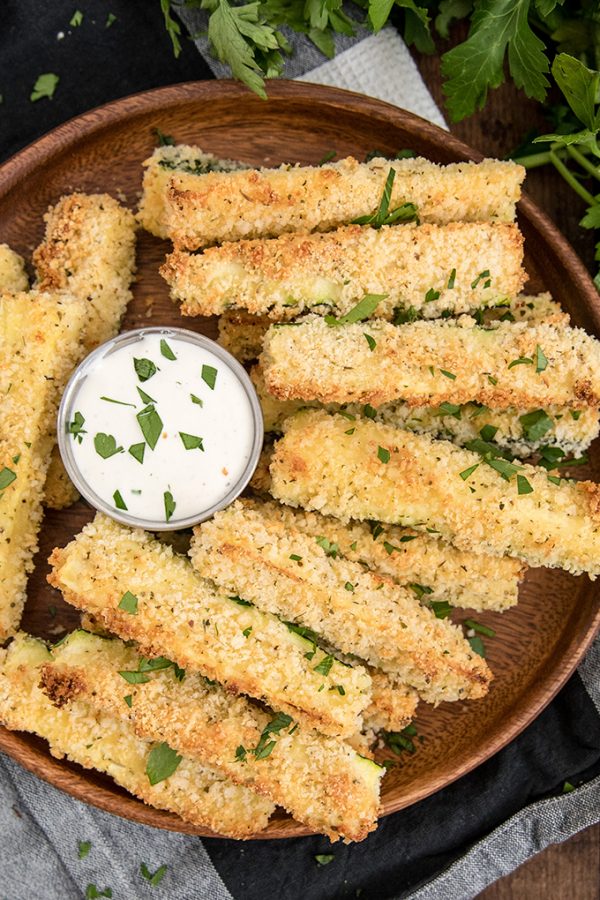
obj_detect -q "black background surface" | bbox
[1,4,599,897]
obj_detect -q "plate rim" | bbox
[1,78,599,840]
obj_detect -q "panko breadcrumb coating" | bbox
[270,410,600,575]
[0,633,273,837]
[42,631,383,842]
[0,292,86,640]
[0,244,28,292]
[261,315,600,409]
[163,156,524,249]
[217,311,272,362]
[191,500,492,703]
[162,222,525,320]
[251,366,599,460]
[137,144,246,238]
[236,498,524,612]
[48,514,372,738]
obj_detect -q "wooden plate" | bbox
[1,80,599,840]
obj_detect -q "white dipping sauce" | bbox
[65,333,256,524]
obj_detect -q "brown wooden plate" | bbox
[1,80,599,840]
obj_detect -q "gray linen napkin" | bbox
[1,17,598,900]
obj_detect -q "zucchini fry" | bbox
[162,222,525,320]
[137,144,246,238]
[232,498,524,612]
[191,500,492,702]
[261,316,600,409]
[48,514,372,738]
[164,156,524,249]
[366,675,418,732]
[33,193,137,509]
[0,245,28,292]
[0,292,87,640]
[252,367,599,460]
[270,410,600,575]
[218,311,271,362]
[42,631,383,842]
[0,634,273,837]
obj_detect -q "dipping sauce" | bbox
[58,328,263,528]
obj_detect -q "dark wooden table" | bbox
[414,49,600,900]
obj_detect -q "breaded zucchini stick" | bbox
[191,501,492,702]
[0,292,86,640]
[270,410,600,575]
[252,367,599,460]
[236,498,524,612]
[366,675,418,732]
[164,156,524,249]
[137,144,246,238]
[261,316,600,409]
[0,244,28,292]
[42,631,383,842]
[217,311,272,362]
[0,634,273,837]
[162,222,525,320]
[33,193,137,509]
[48,514,371,738]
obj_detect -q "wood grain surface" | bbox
[0,80,599,843]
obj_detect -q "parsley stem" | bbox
[566,145,600,182]
[549,150,596,206]
[512,149,566,169]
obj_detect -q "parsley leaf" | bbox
[201,364,218,390]
[118,591,138,615]
[315,854,335,866]
[179,432,204,451]
[377,445,391,463]
[140,863,168,887]
[78,840,91,859]
[164,491,176,522]
[352,168,419,227]
[31,73,59,102]
[146,742,182,785]
[519,409,553,442]
[85,886,112,899]
[136,405,163,450]
[325,293,387,326]
[113,490,127,511]
[160,339,177,360]
[129,442,146,464]
[68,411,86,443]
[134,358,157,382]
[430,600,454,619]
[313,655,334,676]
[93,433,123,459]
[0,467,16,490]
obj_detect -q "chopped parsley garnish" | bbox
[315,854,335,866]
[85,885,112,899]
[100,396,136,407]
[547,474,562,486]
[154,128,175,146]
[124,694,133,707]
[201,364,218,390]
[235,745,247,762]
[146,742,182,785]
[105,12,116,27]
[517,474,534,495]
[447,268,456,289]
[519,409,553,442]
[439,369,456,380]
[464,618,496,638]
[562,781,575,793]
[464,438,522,483]
[140,863,168,887]
[364,332,377,351]
[190,393,203,406]
[459,463,479,481]
[11,454,20,465]
[0,467,16,490]
[134,358,157,381]
[118,591,138,614]
[369,521,385,540]
[425,288,440,303]
[345,427,355,435]
[128,442,145,464]
[471,270,491,289]
[119,670,150,684]
[363,404,377,420]
[409,583,433,600]
[160,339,176,360]
[437,401,462,419]
[571,410,582,421]
[315,536,339,558]
[78,840,91,859]
[113,490,127,510]
[431,600,453,619]
[318,150,336,165]
[289,554,302,562]
[487,374,498,385]
[31,73,59,102]
[384,723,418,755]
[344,582,355,592]
[352,169,419,228]
[254,712,294,760]
[313,655,334,677]
[242,626,252,638]
[507,356,533,369]
[164,491,176,522]
[229,595,253,606]
[535,344,548,373]
[68,411,86,443]
[137,386,156,404]
[479,424,498,442]
[467,635,486,657]
[136,405,163,450]
[377,446,391,464]
[94,433,123,459]
[325,293,387,326]
[487,457,521,481]
[394,305,418,324]
[179,432,204,451]
[70,10,83,26]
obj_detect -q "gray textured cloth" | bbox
[1,16,599,900]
